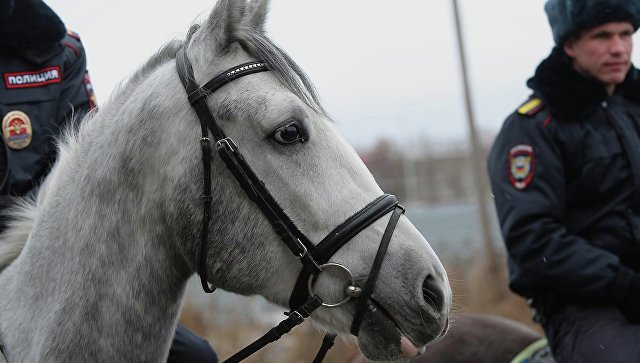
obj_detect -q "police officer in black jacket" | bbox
[488,0,640,361]
[0,0,96,200]
[0,0,217,361]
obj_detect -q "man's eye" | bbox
[272,122,306,145]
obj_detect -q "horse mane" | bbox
[0,40,184,274]
[0,198,38,272]
[91,39,185,130]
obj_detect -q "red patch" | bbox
[4,66,62,89]
[508,144,535,190]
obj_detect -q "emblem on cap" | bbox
[2,111,33,150]
[508,144,534,190]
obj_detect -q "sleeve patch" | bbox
[508,144,535,190]
[517,98,545,117]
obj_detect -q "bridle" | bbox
[175,47,405,363]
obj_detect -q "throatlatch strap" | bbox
[177,47,217,293]
[198,137,215,293]
[350,205,404,335]
[222,296,323,363]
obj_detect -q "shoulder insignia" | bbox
[63,30,84,58]
[517,98,545,117]
[67,29,81,41]
[62,40,81,58]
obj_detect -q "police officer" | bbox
[0,0,96,200]
[0,0,217,361]
[488,0,640,362]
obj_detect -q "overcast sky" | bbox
[48,0,640,151]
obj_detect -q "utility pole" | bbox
[403,155,418,203]
[451,0,499,274]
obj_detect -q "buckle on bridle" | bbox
[216,137,238,152]
[294,238,308,259]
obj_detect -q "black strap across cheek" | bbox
[176,47,321,293]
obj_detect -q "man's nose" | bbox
[609,36,629,54]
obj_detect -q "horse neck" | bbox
[3,110,195,361]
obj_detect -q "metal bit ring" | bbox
[308,262,358,308]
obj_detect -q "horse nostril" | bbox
[422,274,445,313]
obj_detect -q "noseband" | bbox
[176,47,405,362]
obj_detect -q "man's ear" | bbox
[563,40,577,58]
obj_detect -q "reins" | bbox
[176,46,405,362]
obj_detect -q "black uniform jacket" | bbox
[0,32,94,196]
[488,47,640,311]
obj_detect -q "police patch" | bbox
[2,111,33,150]
[4,66,62,89]
[508,144,534,190]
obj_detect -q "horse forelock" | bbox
[186,15,328,119]
[238,31,328,118]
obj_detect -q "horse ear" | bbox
[244,0,269,33]
[202,0,247,50]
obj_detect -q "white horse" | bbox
[0,0,451,361]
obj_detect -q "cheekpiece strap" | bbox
[176,46,321,293]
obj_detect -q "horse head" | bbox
[175,0,452,360]
[0,0,451,361]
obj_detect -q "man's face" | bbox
[563,21,634,91]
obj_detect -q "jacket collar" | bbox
[527,46,640,120]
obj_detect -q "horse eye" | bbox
[272,123,305,145]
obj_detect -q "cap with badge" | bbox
[545,0,640,45]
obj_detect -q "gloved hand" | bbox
[619,273,640,324]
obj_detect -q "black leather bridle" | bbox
[176,47,405,362]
